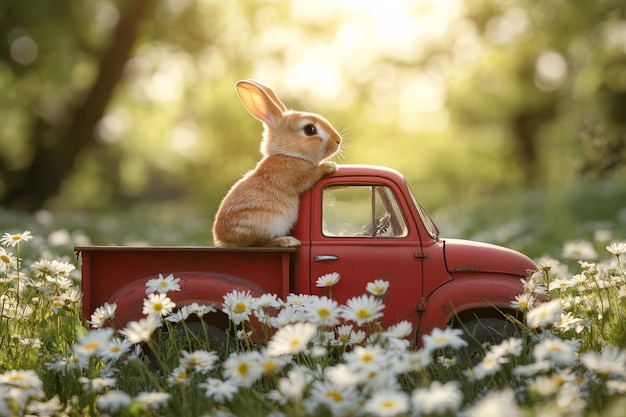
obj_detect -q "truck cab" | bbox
[292,165,534,338]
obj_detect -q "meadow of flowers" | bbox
[1,228,626,417]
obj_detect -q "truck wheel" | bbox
[171,321,236,358]
[146,321,236,370]
[457,318,520,362]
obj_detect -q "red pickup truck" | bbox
[76,165,536,347]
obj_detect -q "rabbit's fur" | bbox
[212,80,342,247]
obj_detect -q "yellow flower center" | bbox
[290,338,301,348]
[356,309,371,319]
[362,353,373,362]
[326,391,343,402]
[160,281,169,288]
[237,362,249,375]
[0,255,10,263]
[153,303,163,312]
[381,400,395,408]
[85,342,100,351]
[234,302,246,314]
[263,361,277,373]
[318,308,330,318]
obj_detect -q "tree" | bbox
[0,0,156,210]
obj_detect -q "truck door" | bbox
[309,183,423,329]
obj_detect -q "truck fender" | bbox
[105,271,272,330]
[416,275,523,344]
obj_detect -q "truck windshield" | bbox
[405,180,440,240]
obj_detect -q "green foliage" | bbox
[1,0,625,219]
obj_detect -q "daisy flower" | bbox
[512,360,551,377]
[536,256,559,272]
[363,390,409,417]
[562,240,598,260]
[476,351,509,377]
[222,351,264,388]
[0,369,43,391]
[607,242,626,257]
[334,324,354,345]
[134,391,171,410]
[199,377,239,403]
[88,302,117,328]
[316,272,341,288]
[73,328,114,359]
[607,380,626,395]
[489,336,523,358]
[100,337,132,362]
[253,293,281,324]
[411,380,463,415]
[266,367,310,405]
[526,299,563,329]
[0,231,33,247]
[180,350,219,373]
[510,293,535,311]
[26,396,63,416]
[325,363,361,386]
[183,302,217,318]
[396,349,432,373]
[0,248,16,272]
[221,290,254,325]
[306,296,340,326]
[97,390,133,413]
[580,346,626,376]
[164,308,190,323]
[142,292,176,317]
[340,294,385,325]
[78,376,117,393]
[366,279,390,297]
[422,327,467,352]
[119,314,162,344]
[167,365,190,386]
[258,349,288,374]
[556,312,585,333]
[145,273,181,295]
[310,380,360,417]
[267,321,317,356]
[343,344,389,375]
[533,336,580,366]
[437,356,457,369]
[465,389,520,417]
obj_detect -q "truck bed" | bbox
[76,246,296,326]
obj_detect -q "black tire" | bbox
[145,321,236,371]
[457,318,520,362]
[169,321,236,358]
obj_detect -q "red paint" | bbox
[76,165,536,345]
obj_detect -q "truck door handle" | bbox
[314,255,339,262]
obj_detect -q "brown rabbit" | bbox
[212,80,342,247]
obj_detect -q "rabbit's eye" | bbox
[303,124,317,136]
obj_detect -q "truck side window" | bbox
[322,185,408,238]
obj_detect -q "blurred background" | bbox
[1,0,625,258]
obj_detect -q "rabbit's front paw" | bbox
[320,161,338,176]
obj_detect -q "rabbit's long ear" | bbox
[235,80,284,127]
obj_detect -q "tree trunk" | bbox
[2,0,156,211]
